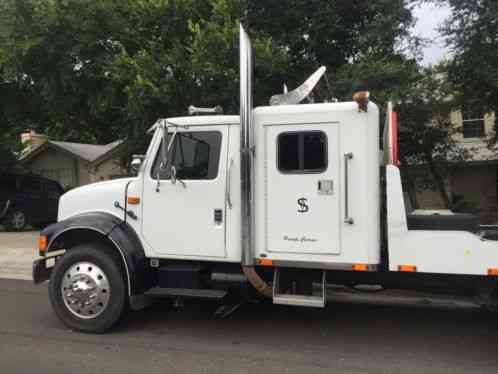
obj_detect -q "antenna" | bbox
[269,66,326,106]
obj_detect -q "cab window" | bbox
[152,131,222,180]
[278,131,327,173]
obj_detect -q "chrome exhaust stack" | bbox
[239,23,272,297]
[239,23,254,267]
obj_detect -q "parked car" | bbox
[0,172,64,231]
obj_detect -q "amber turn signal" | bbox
[127,196,140,205]
[38,235,48,255]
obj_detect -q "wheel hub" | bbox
[12,212,25,229]
[61,262,110,319]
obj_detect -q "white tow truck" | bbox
[33,25,498,332]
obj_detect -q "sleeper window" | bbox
[152,131,221,180]
[278,131,327,173]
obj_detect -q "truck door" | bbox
[142,126,228,258]
[265,124,341,254]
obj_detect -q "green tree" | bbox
[397,66,467,209]
[440,0,498,119]
[0,0,421,164]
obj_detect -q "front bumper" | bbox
[32,255,61,284]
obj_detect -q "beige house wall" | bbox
[414,164,498,223]
[89,158,127,183]
[414,109,498,222]
[25,148,78,189]
[415,189,446,209]
[23,147,126,189]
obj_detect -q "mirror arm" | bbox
[156,162,162,193]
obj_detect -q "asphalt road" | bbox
[1,279,498,374]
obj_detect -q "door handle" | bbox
[214,209,223,224]
[344,153,354,224]
[226,158,234,209]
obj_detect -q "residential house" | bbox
[416,110,498,223]
[19,131,127,190]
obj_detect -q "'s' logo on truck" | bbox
[297,198,309,213]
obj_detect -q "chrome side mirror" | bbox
[170,165,177,184]
[170,165,186,188]
[131,155,144,172]
[161,123,169,166]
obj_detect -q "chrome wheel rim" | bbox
[61,262,111,319]
[12,211,25,230]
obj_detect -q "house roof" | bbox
[20,139,123,165]
[49,140,122,162]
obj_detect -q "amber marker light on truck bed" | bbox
[256,259,273,266]
[488,268,498,276]
[352,264,368,271]
[38,235,48,256]
[398,265,417,272]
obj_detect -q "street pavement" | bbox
[1,278,498,374]
[0,230,38,280]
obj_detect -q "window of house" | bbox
[278,131,327,173]
[152,131,221,180]
[462,109,485,138]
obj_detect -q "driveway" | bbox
[0,230,38,280]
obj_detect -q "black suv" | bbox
[0,173,64,231]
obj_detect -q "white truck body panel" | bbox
[58,178,132,221]
[254,102,380,266]
[141,124,230,259]
[386,165,498,275]
[264,123,341,255]
[58,104,382,268]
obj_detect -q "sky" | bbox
[412,2,451,66]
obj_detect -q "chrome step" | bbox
[272,268,326,308]
[145,287,227,300]
[272,294,325,308]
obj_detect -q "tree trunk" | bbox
[427,160,451,208]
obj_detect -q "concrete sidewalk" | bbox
[0,231,39,280]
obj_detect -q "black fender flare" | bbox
[37,212,152,300]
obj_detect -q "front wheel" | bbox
[5,209,27,231]
[49,244,127,333]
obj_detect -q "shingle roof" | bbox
[48,140,122,162]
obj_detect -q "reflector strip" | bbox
[391,111,399,166]
[398,265,417,272]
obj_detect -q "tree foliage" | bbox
[0,0,420,162]
[440,0,498,116]
[397,65,468,208]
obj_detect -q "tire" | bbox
[49,243,127,333]
[4,209,26,231]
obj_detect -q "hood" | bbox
[58,178,136,221]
